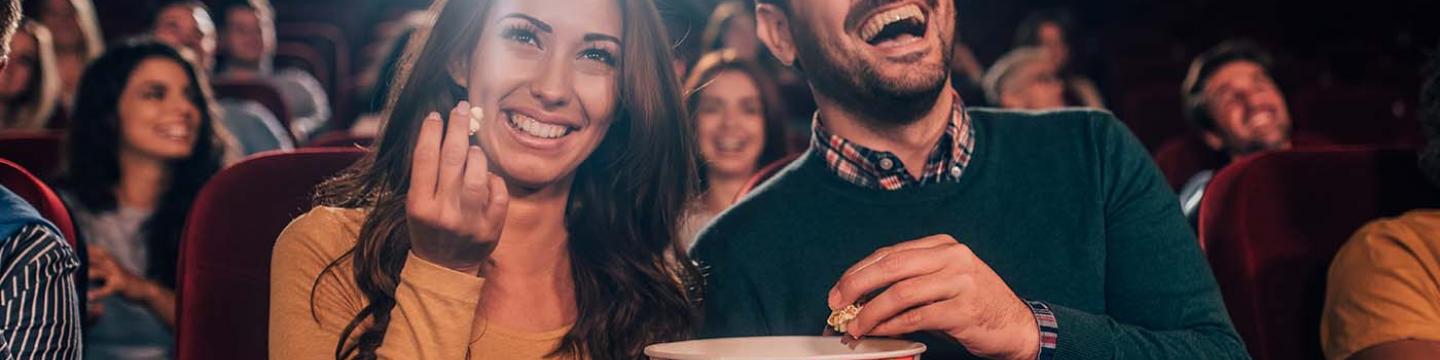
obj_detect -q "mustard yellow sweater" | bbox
[269,207,572,359]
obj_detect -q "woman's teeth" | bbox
[156,124,191,141]
[715,137,748,153]
[508,112,571,139]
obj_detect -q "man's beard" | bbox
[790,14,951,126]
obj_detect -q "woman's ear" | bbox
[447,53,470,89]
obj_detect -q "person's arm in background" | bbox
[86,246,177,330]
[0,225,83,360]
[1322,215,1440,360]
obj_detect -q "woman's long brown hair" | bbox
[310,0,702,358]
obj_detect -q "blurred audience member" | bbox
[657,0,706,79]
[1177,40,1293,222]
[1014,8,1104,108]
[0,21,60,130]
[1,185,82,360]
[703,0,760,61]
[982,47,1065,110]
[680,50,791,249]
[1321,49,1440,360]
[0,0,82,357]
[347,10,423,138]
[151,0,290,155]
[22,0,102,107]
[55,40,231,360]
[216,0,330,140]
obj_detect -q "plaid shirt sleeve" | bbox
[1026,300,1059,360]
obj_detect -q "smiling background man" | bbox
[691,0,1248,358]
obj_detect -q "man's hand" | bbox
[828,235,1041,360]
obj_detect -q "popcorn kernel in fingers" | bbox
[827,304,863,334]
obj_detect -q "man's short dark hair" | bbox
[0,0,20,56]
[215,0,272,30]
[1182,40,1276,133]
[1420,44,1440,188]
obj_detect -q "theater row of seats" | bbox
[2,138,1436,360]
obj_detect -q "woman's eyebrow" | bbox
[584,33,621,45]
[499,13,553,33]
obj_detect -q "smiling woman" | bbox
[55,39,232,359]
[268,0,700,358]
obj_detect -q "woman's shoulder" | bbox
[274,206,369,262]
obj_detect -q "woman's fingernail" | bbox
[828,288,840,309]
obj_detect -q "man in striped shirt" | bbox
[1,1,84,351]
[0,185,81,359]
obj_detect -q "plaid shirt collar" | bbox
[811,95,976,191]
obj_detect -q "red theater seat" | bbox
[734,152,803,202]
[1154,134,1228,191]
[1199,147,1440,360]
[0,158,78,248]
[0,131,65,179]
[304,131,374,149]
[175,148,366,360]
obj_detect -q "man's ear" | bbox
[755,4,797,67]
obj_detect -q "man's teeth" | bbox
[861,4,925,42]
[510,113,570,139]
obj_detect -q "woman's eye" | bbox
[579,48,616,67]
[502,26,541,48]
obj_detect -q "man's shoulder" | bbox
[692,155,818,257]
[968,107,1124,134]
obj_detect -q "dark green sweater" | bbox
[691,109,1248,359]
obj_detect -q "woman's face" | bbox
[460,0,622,189]
[694,70,766,179]
[1037,22,1069,68]
[117,58,202,161]
[0,29,37,98]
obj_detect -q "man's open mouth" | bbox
[859,4,928,47]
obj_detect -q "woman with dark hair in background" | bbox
[269,0,701,358]
[55,39,232,360]
[23,0,102,109]
[1014,8,1105,109]
[0,21,61,130]
[680,50,790,249]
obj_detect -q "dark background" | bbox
[89,0,1440,150]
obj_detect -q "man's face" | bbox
[222,7,274,66]
[1202,61,1292,156]
[153,4,217,70]
[778,0,955,123]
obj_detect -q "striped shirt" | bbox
[0,224,82,360]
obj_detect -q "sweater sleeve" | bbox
[269,208,485,359]
[692,225,772,338]
[1046,113,1248,359]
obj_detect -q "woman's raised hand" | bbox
[405,102,510,275]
